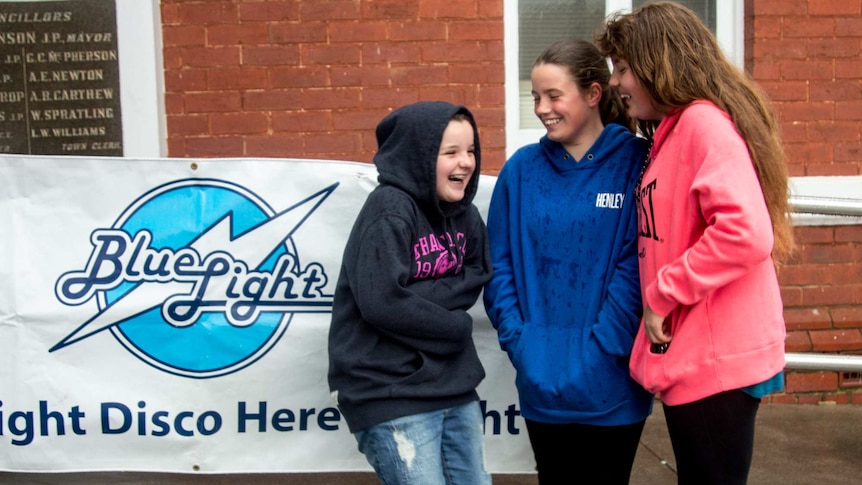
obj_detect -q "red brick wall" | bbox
[748,0,862,176]
[772,224,862,404]
[160,0,862,178]
[747,1,862,405]
[159,0,507,172]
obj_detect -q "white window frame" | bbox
[504,0,744,157]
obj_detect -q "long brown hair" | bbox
[595,2,794,262]
[534,39,635,132]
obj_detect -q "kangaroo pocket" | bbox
[629,325,670,395]
[630,304,708,397]
[512,323,633,415]
[389,348,483,399]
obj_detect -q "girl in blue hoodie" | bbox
[484,40,652,484]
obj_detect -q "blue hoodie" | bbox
[483,123,653,426]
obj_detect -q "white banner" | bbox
[0,155,533,473]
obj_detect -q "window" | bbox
[504,0,743,156]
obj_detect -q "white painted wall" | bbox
[115,1,165,157]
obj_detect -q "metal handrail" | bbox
[785,353,862,372]
[785,194,862,372]
[789,195,862,217]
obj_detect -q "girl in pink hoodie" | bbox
[596,3,794,485]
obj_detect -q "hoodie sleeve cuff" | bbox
[646,282,677,319]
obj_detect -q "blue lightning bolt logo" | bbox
[53,179,338,378]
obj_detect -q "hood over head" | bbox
[374,101,481,218]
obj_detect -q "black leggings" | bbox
[663,389,760,485]
[525,418,646,485]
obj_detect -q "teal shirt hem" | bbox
[742,371,784,399]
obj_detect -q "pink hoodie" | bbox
[630,100,786,405]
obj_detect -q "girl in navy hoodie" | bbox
[484,39,652,484]
[329,101,492,485]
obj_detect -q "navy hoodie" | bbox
[327,101,492,433]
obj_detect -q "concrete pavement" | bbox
[1,403,860,484]
[630,402,862,485]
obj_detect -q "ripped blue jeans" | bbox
[354,401,491,485]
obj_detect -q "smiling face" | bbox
[436,119,476,203]
[531,62,604,154]
[609,58,664,122]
